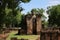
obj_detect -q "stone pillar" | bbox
[46,33,50,40]
[52,33,58,40]
[26,18,33,34]
[36,17,42,35]
[40,33,46,40]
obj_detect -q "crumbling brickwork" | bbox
[26,12,41,35]
[40,28,60,40]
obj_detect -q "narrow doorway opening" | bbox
[32,18,37,35]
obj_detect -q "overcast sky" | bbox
[20,0,60,20]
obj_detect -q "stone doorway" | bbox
[32,18,37,35]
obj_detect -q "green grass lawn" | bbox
[6,31,40,40]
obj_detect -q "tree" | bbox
[47,5,60,27]
[5,8,22,27]
[31,8,46,19]
[0,0,31,31]
[19,14,27,29]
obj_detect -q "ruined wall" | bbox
[26,14,41,35]
[40,30,60,40]
[26,17,33,34]
[36,17,41,34]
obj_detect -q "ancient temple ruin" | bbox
[26,11,42,35]
[2,10,60,40]
[26,11,60,40]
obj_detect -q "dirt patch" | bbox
[0,33,9,40]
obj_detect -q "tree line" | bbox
[0,0,30,29]
[0,0,60,30]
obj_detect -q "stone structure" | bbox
[26,11,42,35]
[40,27,60,40]
[26,11,60,40]
[3,11,60,40]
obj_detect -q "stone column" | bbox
[36,17,42,35]
[26,18,33,34]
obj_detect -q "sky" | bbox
[20,0,60,20]
[21,0,60,13]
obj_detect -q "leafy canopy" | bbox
[47,5,60,27]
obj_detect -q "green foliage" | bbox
[15,11,22,24]
[31,8,46,20]
[31,8,44,15]
[6,31,39,40]
[21,0,31,3]
[0,0,31,28]
[19,14,27,29]
[47,5,60,27]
